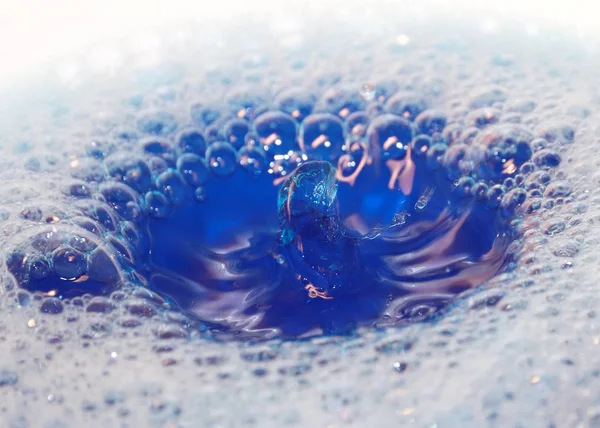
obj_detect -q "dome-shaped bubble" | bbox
[141,138,175,162]
[147,156,170,176]
[467,107,501,128]
[366,102,386,117]
[385,92,428,120]
[369,79,400,103]
[176,128,207,156]
[412,134,432,157]
[225,88,269,120]
[103,153,152,193]
[336,141,369,183]
[472,124,533,181]
[155,170,188,205]
[544,180,572,198]
[486,184,505,209]
[505,99,536,113]
[136,111,178,136]
[40,298,64,314]
[222,119,250,149]
[536,122,575,144]
[254,111,298,156]
[274,88,316,122]
[500,188,527,217]
[415,109,447,135]
[98,182,143,222]
[29,257,51,280]
[206,142,238,177]
[468,85,507,108]
[314,86,367,118]
[86,140,115,159]
[367,114,414,160]
[441,123,463,144]
[62,180,92,199]
[238,146,268,176]
[345,111,370,143]
[73,200,119,231]
[385,91,428,120]
[471,181,489,201]
[194,187,207,202]
[426,143,448,170]
[176,154,209,187]
[443,144,472,179]
[532,148,561,168]
[524,170,551,190]
[144,191,171,218]
[454,176,476,198]
[190,103,221,127]
[52,246,87,280]
[531,137,548,152]
[71,216,103,236]
[299,113,346,161]
[69,157,105,182]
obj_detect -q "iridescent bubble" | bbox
[500,188,527,217]
[225,88,268,120]
[155,170,188,204]
[206,142,238,177]
[299,113,346,161]
[367,114,414,160]
[222,119,250,149]
[536,122,575,144]
[443,144,471,179]
[486,184,505,209]
[70,157,105,182]
[345,111,370,143]
[176,154,209,187]
[189,103,221,126]
[144,191,171,219]
[468,86,507,108]
[336,142,368,182]
[74,200,119,231]
[254,112,298,156]
[99,183,142,222]
[136,111,178,136]
[467,107,501,128]
[532,149,561,168]
[274,88,316,122]
[473,125,533,181]
[412,135,432,157]
[176,128,206,156]
[415,109,447,135]
[103,153,152,193]
[386,91,428,120]
[426,143,448,170]
[238,146,268,176]
[314,86,366,118]
[52,246,87,280]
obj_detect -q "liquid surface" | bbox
[0,5,597,427]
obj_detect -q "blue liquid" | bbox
[1,36,566,341]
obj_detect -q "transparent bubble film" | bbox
[0,8,598,427]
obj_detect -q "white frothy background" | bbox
[0,0,598,82]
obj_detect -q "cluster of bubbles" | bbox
[0,69,571,338]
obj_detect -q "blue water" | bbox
[1,76,561,340]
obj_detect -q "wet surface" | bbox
[0,4,599,427]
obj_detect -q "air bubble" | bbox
[238,146,267,175]
[176,154,209,187]
[206,142,238,177]
[299,113,346,161]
